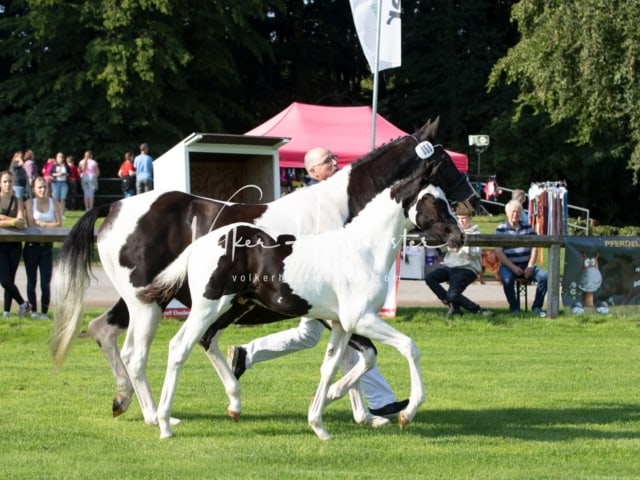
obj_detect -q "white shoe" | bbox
[2,311,9,318]
[532,308,547,318]
[18,303,31,317]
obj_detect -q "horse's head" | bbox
[345,116,478,221]
[407,118,479,212]
[345,117,442,221]
[422,144,480,213]
[408,184,465,251]
[391,168,465,251]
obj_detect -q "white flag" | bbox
[349,0,401,72]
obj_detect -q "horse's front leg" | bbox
[87,304,133,417]
[308,324,351,440]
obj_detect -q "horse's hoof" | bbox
[315,430,332,441]
[367,415,391,428]
[112,396,131,417]
[398,412,410,430]
[227,409,241,422]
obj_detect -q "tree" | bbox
[0,0,280,166]
[489,0,640,181]
[384,0,519,148]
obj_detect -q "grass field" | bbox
[1,308,639,479]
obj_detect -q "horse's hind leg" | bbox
[308,325,351,440]
[200,331,242,421]
[333,348,389,428]
[198,304,254,421]
[87,301,133,417]
[120,301,167,426]
[355,317,425,430]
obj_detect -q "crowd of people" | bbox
[0,143,154,319]
[424,190,548,318]
[5,143,154,209]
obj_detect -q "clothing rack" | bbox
[527,181,568,236]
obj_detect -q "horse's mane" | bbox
[349,136,406,170]
[389,148,442,206]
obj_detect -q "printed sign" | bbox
[562,237,640,313]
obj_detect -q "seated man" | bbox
[424,203,494,317]
[494,200,548,316]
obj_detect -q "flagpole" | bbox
[370,0,383,150]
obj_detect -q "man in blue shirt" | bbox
[133,143,154,194]
[495,200,548,316]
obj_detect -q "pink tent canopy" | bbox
[245,102,468,172]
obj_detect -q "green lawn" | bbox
[1,309,639,479]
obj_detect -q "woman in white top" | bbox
[24,176,61,319]
[50,152,69,217]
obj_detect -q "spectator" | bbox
[50,152,69,217]
[22,149,37,199]
[133,143,153,194]
[41,157,56,198]
[226,146,409,418]
[23,176,62,319]
[117,151,136,198]
[78,150,100,210]
[494,200,548,317]
[9,151,27,200]
[425,203,494,317]
[0,170,31,317]
[512,188,529,223]
[66,155,80,210]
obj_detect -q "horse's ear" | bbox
[417,116,440,141]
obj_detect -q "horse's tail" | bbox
[51,204,112,367]
[136,242,192,306]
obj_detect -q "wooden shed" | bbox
[153,132,287,203]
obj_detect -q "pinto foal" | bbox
[140,169,465,439]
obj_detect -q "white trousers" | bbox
[242,317,396,409]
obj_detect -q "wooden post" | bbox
[547,243,561,318]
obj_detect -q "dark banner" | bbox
[562,237,640,313]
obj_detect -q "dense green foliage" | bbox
[1,310,639,478]
[1,0,639,223]
[490,1,640,174]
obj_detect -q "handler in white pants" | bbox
[227,147,408,417]
[238,317,406,414]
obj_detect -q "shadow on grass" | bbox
[412,404,640,440]
[170,403,640,440]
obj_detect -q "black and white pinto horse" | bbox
[140,162,465,439]
[52,118,478,427]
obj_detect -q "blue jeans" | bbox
[136,178,153,194]
[23,243,53,314]
[425,266,481,312]
[51,181,69,201]
[12,186,25,200]
[499,263,548,312]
